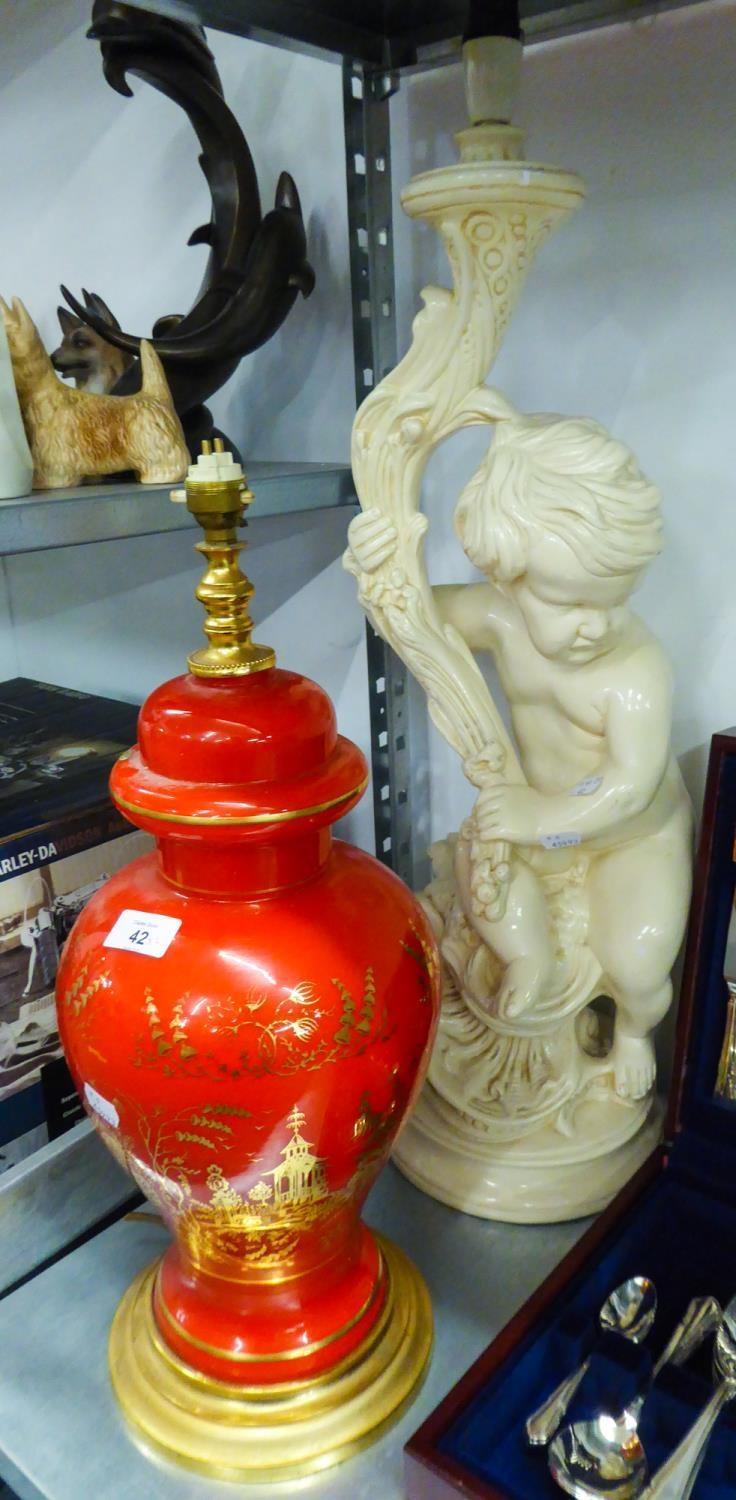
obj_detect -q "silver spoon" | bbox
[526,1278,658,1448]
[547,1296,721,1499]
[639,1293,736,1498]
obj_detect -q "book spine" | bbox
[0,803,130,884]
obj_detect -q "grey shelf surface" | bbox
[0,1162,588,1500]
[125,0,712,64]
[0,463,355,555]
[0,1120,133,1297]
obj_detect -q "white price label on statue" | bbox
[84,1083,119,1129]
[540,832,582,850]
[103,908,181,958]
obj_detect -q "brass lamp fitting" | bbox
[171,439,275,678]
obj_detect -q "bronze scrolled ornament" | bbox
[60,2,315,456]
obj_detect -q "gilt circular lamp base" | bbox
[108,1232,432,1483]
[394,1084,664,1223]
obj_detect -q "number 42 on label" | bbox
[104,909,181,959]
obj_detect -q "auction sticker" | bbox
[84,1083,119,1129]
[540,832,582,850]
[103,908,181,958]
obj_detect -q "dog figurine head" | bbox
[51,292,133,394]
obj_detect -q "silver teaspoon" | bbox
[527,1277,658,1447]
[547,1296,721,1499]
[640,1292,736,1499]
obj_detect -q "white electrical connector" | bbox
[463,35,523,125]
[184,447,243,485]
[170,441,244,503]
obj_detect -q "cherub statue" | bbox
[344,61,694,1215]
[348,409,692,1105]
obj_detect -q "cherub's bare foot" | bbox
[495,955,549,1020]
[610,1032,656,1100]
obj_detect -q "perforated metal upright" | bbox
[342,59,429,890]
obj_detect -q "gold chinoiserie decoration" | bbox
[171,438,276,678]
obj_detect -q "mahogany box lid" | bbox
[667,730,736,1174]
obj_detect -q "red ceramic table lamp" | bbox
[57,442,439,1481]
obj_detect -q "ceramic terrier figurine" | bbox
[1,297,188,488]
[0,316,32,499]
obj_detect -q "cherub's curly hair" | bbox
[454,413,663,581]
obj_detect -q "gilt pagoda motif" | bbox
[265,1106,328,1206]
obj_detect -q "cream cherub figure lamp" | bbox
[345,5,692,1222]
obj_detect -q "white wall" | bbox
[391,0,736,840]
[1,0,734,870]
[0,0,354,461]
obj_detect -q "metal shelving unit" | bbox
[121,0,708,879]
[0,6,665,1498]
[111,0,705,885]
